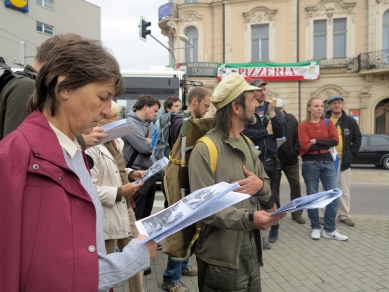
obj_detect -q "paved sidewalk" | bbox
[114,214,389,292]
[114,168,389,291]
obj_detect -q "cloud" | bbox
[87,0,170,70]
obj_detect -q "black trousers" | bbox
[132,175,156,220]
[261,157,281,209]
[276,162,303,218]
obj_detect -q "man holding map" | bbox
[188,74,286,292]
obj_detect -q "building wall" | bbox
[160,0,389,134]
[0,0,100,67]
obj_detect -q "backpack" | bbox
[162,110,218,261]
[150,111,185,175]
[0,63,35,95]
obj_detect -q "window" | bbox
[370,136,389,147]
[37,22,54,35]
[36,0,54,10]
[314,20,326,59]
[251,24,269,62]
[185,0,198,3]
[185,26,198,62]
[333,18,347,58]
[361,136,367,147]
[383,10,389,50]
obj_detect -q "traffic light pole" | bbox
[149,34,176,65]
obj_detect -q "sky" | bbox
[87,0,171,70]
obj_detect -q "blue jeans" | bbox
[302,160,339,233]
[163,257,188,284]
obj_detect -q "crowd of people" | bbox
[0,33,361,292]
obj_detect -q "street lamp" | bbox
[179,35,194,48]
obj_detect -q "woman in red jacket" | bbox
[0,34,157,292]
[298,97,348,241]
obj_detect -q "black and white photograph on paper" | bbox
[135,182,251,243]
[132,157,168,185]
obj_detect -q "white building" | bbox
[0,0,100,67]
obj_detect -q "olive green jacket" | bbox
[188,128,271,269]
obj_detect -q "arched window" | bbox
[383,10,389,50]
[185,26,198,62]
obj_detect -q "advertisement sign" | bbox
[181,62,218,77]
[349,109,360,126]
[217,61,320,82]
[4,0,28,12]
[158,3,171,20]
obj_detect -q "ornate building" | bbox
[158,0,389,134]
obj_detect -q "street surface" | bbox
[114,166,389,292]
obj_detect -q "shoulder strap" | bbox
[197,136,218,174]
[324,118,329,126]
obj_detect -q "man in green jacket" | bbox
[188,73,286,292]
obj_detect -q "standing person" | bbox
[243,78,286,245]
[122,94,160,275]
[122,94,160,221]
[86,101,146,292]
[163,95,182,114]
[324,94,361,227]
[189,74,286,292]
[298,97,348,241]
[276,99,305,224]
[162,86,211,292]
[0,33,157,291]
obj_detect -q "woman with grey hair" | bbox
[0,34,156,291]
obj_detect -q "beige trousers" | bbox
[105,207,144,292]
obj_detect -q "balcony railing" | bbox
[358,49,389,71]
[311,57,354,66]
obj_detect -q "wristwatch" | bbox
[128,170,135,182]
[248,210,254,222]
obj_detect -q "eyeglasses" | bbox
[200,101,211,108]
[330,101,343,105]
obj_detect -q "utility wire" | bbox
[0,28,39,48]
[0,35,37,51]
[0,0,59,35]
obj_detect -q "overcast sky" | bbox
[87,0,170,70]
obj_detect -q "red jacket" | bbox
[0,111,99,291]
[298,118,339,157]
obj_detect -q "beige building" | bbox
[0,0,100,67]
[159,0,389,135]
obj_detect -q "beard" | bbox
[240,111,257,125]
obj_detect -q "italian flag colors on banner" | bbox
[217,61,320,82]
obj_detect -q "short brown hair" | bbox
[133,94,161,112]
[163,95,180,112]
[188,87,210,104]
[28,34,124,116]
[35,34,77,64]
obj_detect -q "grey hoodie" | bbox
[122,111,154,170]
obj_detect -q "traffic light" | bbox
[139,16,151,42]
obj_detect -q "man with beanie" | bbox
[243,79,286,246]
[323,94,361,227]
[188,74,286,292]
[275,99,305,224]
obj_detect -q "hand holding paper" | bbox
[270,188,342,216]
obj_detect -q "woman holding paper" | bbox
[86,100,147,292]
[0,34,156,291]
[298,97,348,241]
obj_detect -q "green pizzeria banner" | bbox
[217,61,320,82]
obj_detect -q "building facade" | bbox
[0,0,100,67]
[158,0,389,135]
